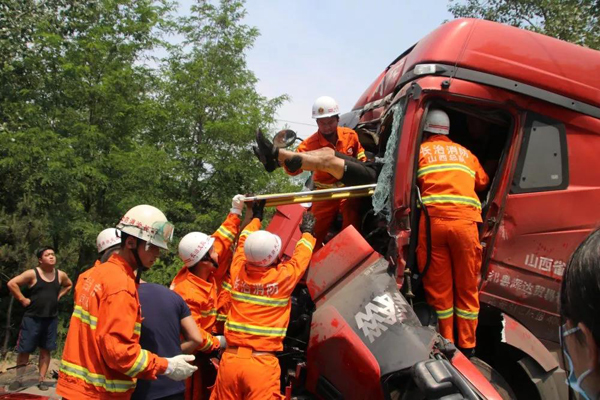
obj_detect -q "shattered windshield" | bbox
[372,99,405,222]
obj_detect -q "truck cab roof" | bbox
[354,18,600,115]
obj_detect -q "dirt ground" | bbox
[0,355,60,399]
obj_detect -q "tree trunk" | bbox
[2,296,15,358]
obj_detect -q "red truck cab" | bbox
[347,18,600,399]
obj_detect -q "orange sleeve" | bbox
[353,132,367,161]
[229,218,262,280]
[278,233,316,289]
[473,157,490,191]
[96,291,167,380]
[196,330,220,353]
[211,213,242,281]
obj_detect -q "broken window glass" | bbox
[372,99,406,221]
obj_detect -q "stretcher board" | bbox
[242,184,377,207]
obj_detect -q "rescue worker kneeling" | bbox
[57,205,198,400]
[210,202,317,400]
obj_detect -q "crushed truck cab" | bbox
[265,18,600,400]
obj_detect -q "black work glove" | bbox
[299,212,316,235]
[252,199,266,221]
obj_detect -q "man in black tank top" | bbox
[7,246,73,391]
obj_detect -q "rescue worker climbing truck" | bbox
[262,17,599,399]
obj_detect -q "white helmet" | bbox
[424,109,450,135]
[116,205,174,250]
[96,228,121,253]
[312,96,340,119]
[244,230,282,267]
[178,232,215,267]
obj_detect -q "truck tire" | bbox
[470,357,517,400]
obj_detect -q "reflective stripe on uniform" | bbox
[221,281,232,292]
[231,290,289,307]
[124,349,149,377]
[198,336,214,352]
[200,309,218,318]
[297,238,314,252]
[134,322,141,336]
[357,150,366,160]
[417,163,476,178]
[240,229,252,238]
[60,360,135,392]
[435,307,454,320]
[216,313,227,322]
[225,321,287,337]
[422,194,481,209]
[455,307,478,320]
[216,226,235,242]
[72,305,98,329]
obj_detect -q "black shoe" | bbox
[457,346,476,359]
[38,381,49,391]
[254,129,279,172]
[8,381,22,391]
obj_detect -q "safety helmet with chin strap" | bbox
[116,205,174,281]
[244,230,282,267]
[178,232,215,268]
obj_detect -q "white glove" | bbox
[230,194,245,215]
[163,354,198,381]
[215,335,227,350]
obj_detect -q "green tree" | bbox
[0,0,296,351]
[448,0,600,49]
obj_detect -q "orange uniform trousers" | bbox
[209,350,283,400]
[311,197,361,248]
[416,216,482,349]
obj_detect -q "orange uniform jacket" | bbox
[57,254,167,400]
[171,213,241,350]
[74,259,101,301]
[224,218,316,352]
[284,126,366,188]
[418,135,489,222]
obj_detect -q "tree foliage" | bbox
[0,0,296,352]
[448,0,600,50]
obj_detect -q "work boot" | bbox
[253,129,279,172]
[8,380,22,391]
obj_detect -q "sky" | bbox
[178,0,454,138]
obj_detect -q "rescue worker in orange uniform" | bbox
[254,96,366,248]
[57,205,198,400]
[416,109,490,357]
[74,228,121,300]
[210,203,317,400]
[171,195,246,400]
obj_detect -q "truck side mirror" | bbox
[273,129,298,148]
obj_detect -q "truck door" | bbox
[479,112,580,343]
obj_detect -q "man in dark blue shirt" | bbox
[133,282,203,400]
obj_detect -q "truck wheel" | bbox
[470,357,517,400]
